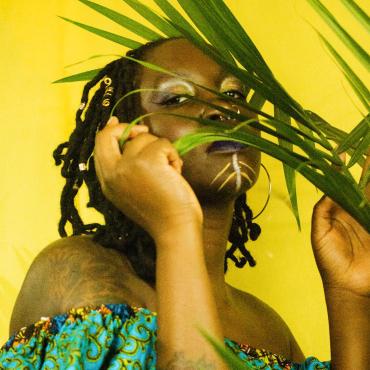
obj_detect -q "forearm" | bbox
[155,222,227,369]
[325,288,370,370]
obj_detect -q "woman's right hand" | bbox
[94,116,203,241]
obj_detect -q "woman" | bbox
[2,38,369,369]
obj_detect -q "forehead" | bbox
[138,38,227,86]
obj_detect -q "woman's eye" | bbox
[223,90,246,100]
[163,95,188,106]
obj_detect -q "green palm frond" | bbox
[55,0,370,233]
[307,0,370,70]
[274,107,301,228]
[121,0,181,37]
[200,329,255,369]
[316,30,370,112]
[78,0,163,40]
[340,0,370,33]
[59,16,143,49]
[53,68,101,83]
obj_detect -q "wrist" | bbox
[324,287,370,369]
[153,217,203,247]
[324,286,370,303]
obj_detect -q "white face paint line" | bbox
[232,153,242,192]
[210,162,231,186]
[240,172,253,184]
[238,160,257,176]
[217,172,236,192]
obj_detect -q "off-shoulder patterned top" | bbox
[1,303,330,369]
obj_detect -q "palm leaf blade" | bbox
[59,16,142,49]
[208,0,270,70]
[174,127,370,231]
[153,0,201,39]
[340,0,370,34]
[337,115,370,153]
[317,31,370,111]
[201,331,254,369]
[307,0,370,70]
[53,68,101,83]
[347,128,370,167]
[79,0,162,41]
[249,92,266,110]
[121,0,180,37]
[55,1,370,231]
[275,107,301,228]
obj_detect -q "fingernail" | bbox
[107,116,118,125]
[138,121,149,129]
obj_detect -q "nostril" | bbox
[208,114,226,121]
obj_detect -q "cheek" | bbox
[145,116,200,142]
[249,151,262,185]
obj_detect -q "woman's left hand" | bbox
[311,152,370,297]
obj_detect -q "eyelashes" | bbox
[162,95,189,106]
[159,89,246,107]
[223,90,246,100]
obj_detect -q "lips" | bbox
[207,140,248,153]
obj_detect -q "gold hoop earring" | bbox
[251,163,271,220]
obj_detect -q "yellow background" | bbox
[0,0,368,361]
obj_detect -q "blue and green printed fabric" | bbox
[0,303,330,369]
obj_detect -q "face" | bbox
[138,38,261,203]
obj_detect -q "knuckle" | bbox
[142,132,158,139]
[122,138,134,147]
[134,155,148,167]
[156,137,172,146]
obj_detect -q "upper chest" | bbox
[218,292,291,359]
[48,241,291,358]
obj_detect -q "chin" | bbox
[192,176,256,204]
[181,145,261,203]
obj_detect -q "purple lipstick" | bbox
[207,141,248,154]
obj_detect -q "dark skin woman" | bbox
[9,38,370,369]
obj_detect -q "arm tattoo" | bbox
[160,352,217,370]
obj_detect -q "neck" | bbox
[200,199,235,307]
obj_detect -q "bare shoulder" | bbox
[229,285,305,362]
[9,236,138,335]
[233,286,288,327]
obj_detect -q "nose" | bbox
[202,101,240,122]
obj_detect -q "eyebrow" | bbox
[221,76,244,86]
[152,70,192,87]
[156,79,196,93]
[153,75,244,92]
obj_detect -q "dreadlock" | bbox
[53,38,261,285]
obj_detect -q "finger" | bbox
[94,117,148,174]
[139,138,183,173]
[168,147,184,174]
[105,116,149,140]
[311,194,340,245]
[97,117,149,153]
[122,132,160,158]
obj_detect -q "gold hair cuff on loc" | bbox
[79,163,87,171]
